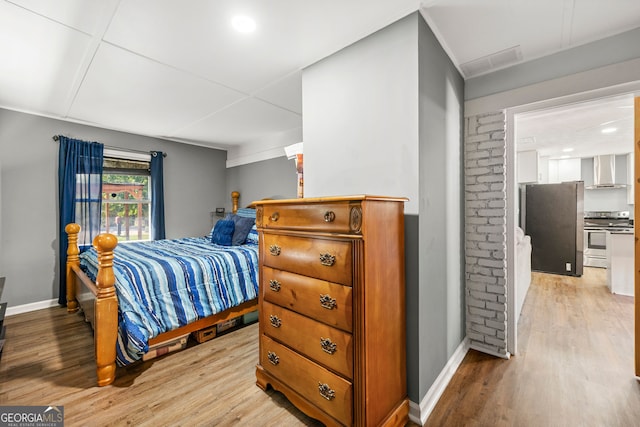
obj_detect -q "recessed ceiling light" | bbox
[560,155,570,159]
[562,148,574,153]
[232,15,256,33]
[601,127,617,134]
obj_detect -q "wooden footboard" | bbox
[66,224,119,386]
[65,190,256,387]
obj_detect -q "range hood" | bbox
[587,154,626,189]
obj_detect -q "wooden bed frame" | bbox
[65,191,258,386]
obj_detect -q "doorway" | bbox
[635,96,640,378]
[505,87,640,363]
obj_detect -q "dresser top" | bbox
[251,195,408,206]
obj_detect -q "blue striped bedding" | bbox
[79,237,259,366]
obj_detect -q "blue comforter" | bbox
[79,237,259,366]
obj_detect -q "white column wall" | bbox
[302,15,419,213]
[303,13,465,409]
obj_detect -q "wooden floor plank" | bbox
[2,267,637,426]
[426,267,640,426]
[0,310,324,426]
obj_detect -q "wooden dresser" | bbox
[254,196,408,427]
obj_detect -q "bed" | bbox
[65,191,259,386]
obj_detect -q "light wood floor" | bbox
[2,267,637,426]
[0,310,325,426]
[426,267,640,426]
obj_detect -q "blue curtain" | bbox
[58,136,104,306]
[150,151,165,240]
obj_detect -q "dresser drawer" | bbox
[259,202,361,234]
[261,335,353,424]
[262,234,352,285]
[262,267,352,333]
[263,301,353,379]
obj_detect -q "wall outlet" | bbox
[565,262,571,271]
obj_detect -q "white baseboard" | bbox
[6,299,59,317]
[408,337,470,425]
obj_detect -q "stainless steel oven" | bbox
[583,211,632,268]
[584,228,608,267]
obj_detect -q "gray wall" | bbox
[417,14,466,396]
[465,27,640,100]
[0,108,227,307]
[226,156,298,209]
[302,12,465,403]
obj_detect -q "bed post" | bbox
[231,191,240,214]
[65,223,81,313]
[93,233,119,387]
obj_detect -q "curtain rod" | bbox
[52,135,167,157]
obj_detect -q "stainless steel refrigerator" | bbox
[521,181,584,276]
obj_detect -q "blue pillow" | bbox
[236,208,256,219]
[233,216,255,245]
[225,213,255,245]
[246,225,258,245]
[207,208,255,239]
[211,219,235,246]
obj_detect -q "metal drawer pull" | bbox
[267,351,279,365]
[320,294,337,310]
[269,279,281,292]
[269,315,281,328]
[269,245,281,256]
[318,383,336,401]
[319,253,335,266]
[324,211,335,222]
[270,211,279,222]
[320,337,337,355]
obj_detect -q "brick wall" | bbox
[464,111,508,357]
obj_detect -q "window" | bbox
[101,156,151,242]
[73,172,102,247]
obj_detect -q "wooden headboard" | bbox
[231,191,239,214]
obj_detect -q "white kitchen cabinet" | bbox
[517,150,539,183]
[606,231,634,297]
[547,158,581,183]
[538,156,549,183]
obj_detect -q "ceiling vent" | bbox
[460,45,523,78]
[518,136,536,145]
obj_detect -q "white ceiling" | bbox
[422,0,640,75]
[1,0,640,152]
[516,94,635,159]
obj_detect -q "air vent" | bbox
[460,57,492,77]
[461,46,523,78]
